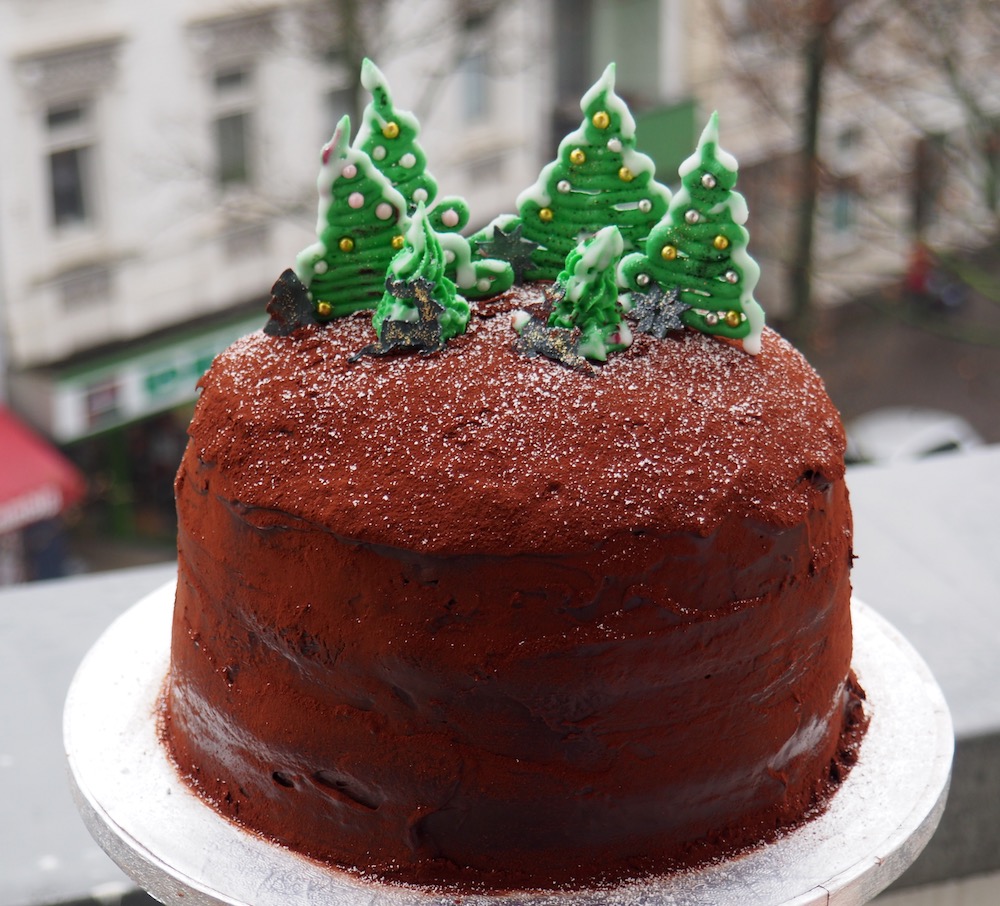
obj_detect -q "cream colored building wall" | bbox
[0,0,316,368]
[0,0,550,372]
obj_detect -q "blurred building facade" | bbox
[1,0,997,565]
[688,1,1000,311]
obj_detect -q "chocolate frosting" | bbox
[165,287,862,891]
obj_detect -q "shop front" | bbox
[7,309,261,568]
[0,406,85,583]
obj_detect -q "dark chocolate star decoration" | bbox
[476,222,539,285]
[264,269,319,336]
[349,276,446,362]
[629,285,690,339]
[512,313,595,375]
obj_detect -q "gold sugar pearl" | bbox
[569,148,586,165]
[714,235,730,250]
[539,207,554,222]
[391,234,405,250]
[725,310,742,328]
[316,301,333,317]
[592,110,611,129]
[618,166,634,182]
[661,245,677,260]
[382,122,400,139]
[338,237,355,252]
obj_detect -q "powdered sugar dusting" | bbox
[191,287,845,554]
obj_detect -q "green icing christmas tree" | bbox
[355,59,454,223]
[619,112,765,354]
[548,225,632,361]
[483,63,671,282]
[355,58,512,298]
[437,230,514,299]
[294,115,408,319]
[373,201,469,343]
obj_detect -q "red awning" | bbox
[0,406,86,533]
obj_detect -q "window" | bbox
[214,67,249,93]
[554,0,594,99]
[457,1,494,124]
[822,174,861,249]
[50,148,89,225]
[834,125,863,173]
[84,377,121,431]
[459,48,491,122]
[212,65,255,187]
[18,41,122,232]
[45,101,95,228]
[591,0,659,105]
[912,133,947,235]
[215,112,251,185]
[831,183,857,234]
[325,85,355,138]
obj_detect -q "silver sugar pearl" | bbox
[725,270,739,283]
[701,172,717,189]
[705,312,719,325]
[638,198,652,213]
[557,180,571,193]
[636,273,651,286]
[685,209,700,224]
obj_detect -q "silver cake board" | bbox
[65,582,953,906]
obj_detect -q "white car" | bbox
[845,406,984,465]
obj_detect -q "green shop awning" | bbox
[10,310,263,443]
[634,98,698,184]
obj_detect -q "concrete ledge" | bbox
[846,446,1000,889]
[0,563,175,906]
[894,734,1000,888]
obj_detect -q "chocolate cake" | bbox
[163,61,865,892]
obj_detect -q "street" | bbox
[801,267,1000,445]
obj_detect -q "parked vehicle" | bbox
[845,406,984,465]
